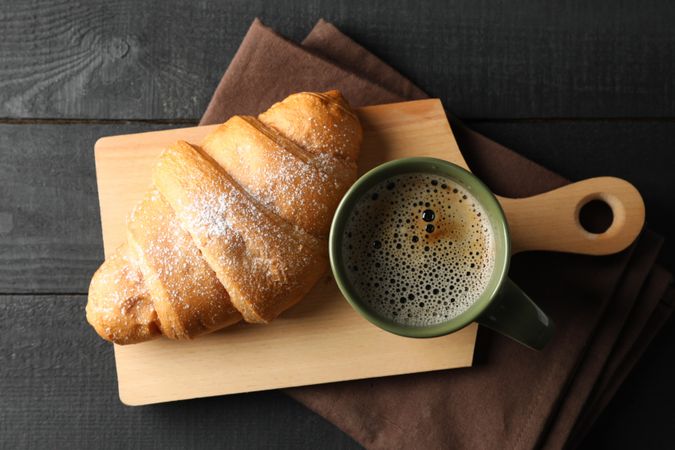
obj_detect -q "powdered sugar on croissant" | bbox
[86,91,362,344]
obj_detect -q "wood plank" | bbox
[2,119,673,294]
[0,122,174,293]
[96,99,476,405]
[96,100,646,261]
[2,0,675,120]
[0,294,362,449]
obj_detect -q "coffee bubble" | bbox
[342,173,495,326]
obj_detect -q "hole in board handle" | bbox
[578,198,614,234]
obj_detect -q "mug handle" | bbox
[476,278,554,350]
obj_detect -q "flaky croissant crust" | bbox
[86,91,362,345]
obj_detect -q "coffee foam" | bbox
[342,173,495,326]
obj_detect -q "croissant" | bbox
[86,91,362,344]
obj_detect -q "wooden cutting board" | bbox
[96,99,479,406]
[95,98,645,405]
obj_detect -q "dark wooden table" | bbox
[2,1,674,448]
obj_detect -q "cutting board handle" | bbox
[498,177,645,255]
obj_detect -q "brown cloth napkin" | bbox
[200,19,674,450]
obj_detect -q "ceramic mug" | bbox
[329,157,554,350]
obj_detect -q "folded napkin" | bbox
[200,19,674,449]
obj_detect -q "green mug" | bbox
[329,157,554,350]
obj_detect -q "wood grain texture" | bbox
[96,99,645,262]
[467,120,675,272]
[0,295,362,449]
[2,119,672,295]
[501,177,644,255]
[0,1,672,447]
[97,99,476,405]
[0,122,177,293]
[0,112,669,443]
[3,0,675,120]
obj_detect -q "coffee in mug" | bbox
[331,157,553,349]
[341,173,495,326]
